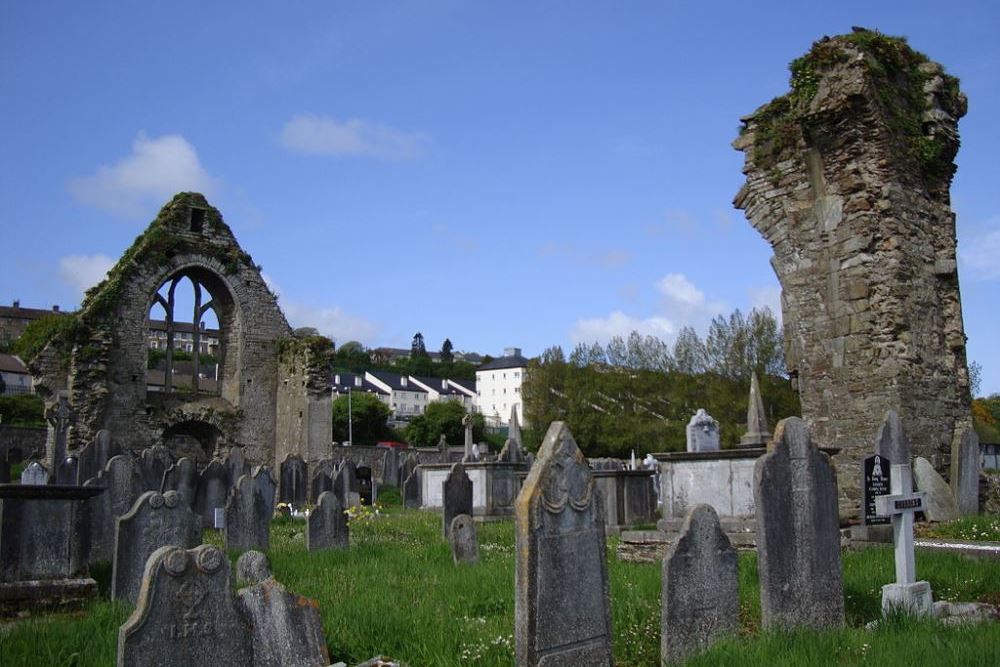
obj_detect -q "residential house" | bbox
[475,347,529,427]
[0,300,68,349]
[0,353,32,396]
[364,370,429,420]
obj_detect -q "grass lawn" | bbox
[2,494,999,666]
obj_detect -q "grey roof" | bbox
[367,370,428,393]
[148,319,220,336]
[411,375,464,396]
[0,304,69,320]
[331,372,387,395]
[448,378,476,393]
[0,353,29,374]
[476,354,530,371]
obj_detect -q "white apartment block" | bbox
[475,347,529,427]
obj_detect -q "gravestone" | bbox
[875,463,932,616]
[951,427,980,515]
[280,454,308,506]
[85,454,142,564]
[912,457,959,522]
[381,448,400,488]
[739,373,771,447]
[45,392,74,473]
[20,461,48,485]
[754,417,844,630]
[449,514,479,565]
[0,457,9,484]
[234,551,330,667]
[225,474,270,552]
[514,422,613,666]
[111,490,202,604]
[437,434,448,452]
[661,504,738,664]
[306,491,349,551]
[875,410,911,465]
[403,469,421,509]
[137,446,172,493]
[862,455,892,526]
[442,462,473,539]
[194,460,230,527]
[686,409,720,453]
[161,457,198,508]
[236,550,272,586]
[309,459,335,504]
[77,429,115,485]
[252,466,277,514]
[56,455,79,485]
[226,446,249,486]
[117,544,251,666]
[499,406,526,464]
[401,453,418,485]
[462,414,477,462]
[357,465,375,505]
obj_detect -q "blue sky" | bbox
[2,2,999,393]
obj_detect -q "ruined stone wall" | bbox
[733,31,971,515]
[275,335,334,465]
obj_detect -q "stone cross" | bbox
[45,393,75,474]
[514,422,613,666]
[874,463,932,616]
[462,414,476,462]
[685,409,719,453]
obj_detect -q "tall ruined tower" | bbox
[733,30,971,514]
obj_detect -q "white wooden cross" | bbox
[874,464,926,586]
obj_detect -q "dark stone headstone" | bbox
[381,448,400,488]
[194,460,229,527]
[951,426,980,515]
[252,466,277,514]
[56,455,78,485]
[863,454,892,526]
[875,410,911,466]
[117,544,251,666]
[137,446,173,493]
[661,504,738,664]
[403,469,421,509]
[225,474,270,552]
[0,458,9,484]
[514,422,613,666]
[226,446,249,486]
[235,551,330,667]
[754,417,844,630]
[161,457,198,508]
[77,429,116,485]
[309,459,335,504]
[235,550,272,586]
[357,465,374,505]
[307,491,349,552]
[85,454,141,564]
[401,454,418,487]
[449,514,479,565]
[442,462,473,539]
[279,454,308,506]
[111,490,202,604]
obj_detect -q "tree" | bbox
[405,401,483,447]
[969,360,983,398]
[440,338,454,364]
[332,392,392,447]
[411,332,428,359]
[673,326,707,374]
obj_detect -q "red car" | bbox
[376,441,409,450]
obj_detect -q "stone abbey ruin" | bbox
[19,30,974,511]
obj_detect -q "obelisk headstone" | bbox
[739,373,771,447]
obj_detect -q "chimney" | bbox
[52,305,60,312]
[12,299,19,309]
[503,347,521,357]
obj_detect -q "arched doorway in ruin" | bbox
[161,419,224,463]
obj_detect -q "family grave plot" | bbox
[111,490,202,605]
[754,417,844,630]
[515,422,613,666]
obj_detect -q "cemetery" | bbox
[2,26,1000,667]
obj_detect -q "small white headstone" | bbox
[686,409,720,452]
[214,507,226,529]
[20,461,49,485]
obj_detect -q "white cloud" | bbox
[68,133,217,217]
[656,273,704,306]
[58,254,114,297]
[960,216,1000,280]
[280,114,429,160]
[749,286,783,322]
[570,310,675,345]
[280,301,379,345]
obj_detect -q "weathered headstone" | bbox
[437,434,448,452]
[20,461,48,485]
[55,455,79,485]
[951,426,980,515]
[45,392,74,473]
[309,459,335,504]
[225,474,270,552]
[401,453,418,485]
[685,409,720,453]
[85,454,141,564]
[0,457,9,484]
[754,417,844,630]
[226,446,249,487]
[499,406,526,464]
[515,422,613,666]
[442,462,473,539]
[234,551,331,667]
[357,465,375,505]
[912,456,960,522]
[252,466,277,514]
[137,445,172,493]
[117,544,251,666]
[875,463,932,616]
[111,490,202,604]
[862,454,892,526]
[77,429,115,485]
[194,459,230,527]
[462,414,477,462]
[449,514,479,565]
[381,448,400,488]
[739,373,771,447]
[161,457,198,508]
[403,469,421,509]
[306,491,349,551]
[875,410,911,465]
[236,550,272,587]
[280,454,308,506]
[661,504,738,664]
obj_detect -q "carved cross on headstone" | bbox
[874,463,932,615]
[46,393,75,475]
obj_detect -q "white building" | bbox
[475,347,529,427]
[0,353,32,396]
[365,370,429,419]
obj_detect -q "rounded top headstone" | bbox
[236,550,272,585]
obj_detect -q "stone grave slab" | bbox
[951,427,980,515]
[450,514,479,565]
[442,462,473,539]
[307,491,349,551]
[85,454,142,564]
[225,474,270,552]
[161,457,197,508]
[913,457,959,522]
[194,460,230,527]
[280,455,308,506]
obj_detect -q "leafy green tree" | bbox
[672,326,707,374]
[333,340,372,372]
[440,338,454,364]
[11,314,76,362]
[0,394,45,427]
[411,332,428,359]
[332,392,392,447]
[405,401,483,447]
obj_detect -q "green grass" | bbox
[917,515,1000,542]
[2,504,999,666]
